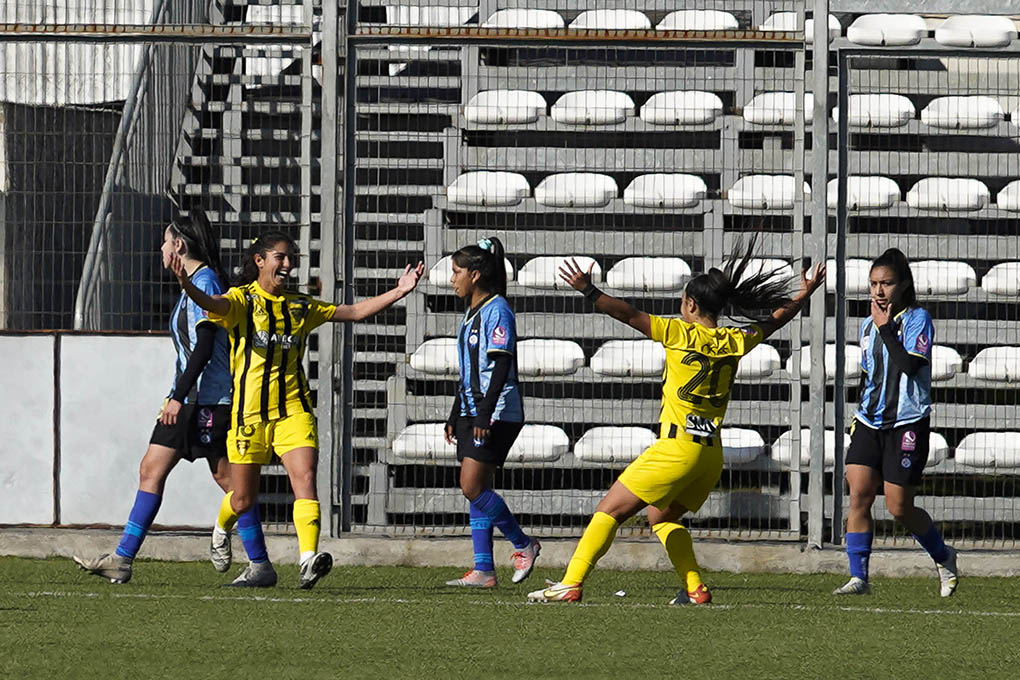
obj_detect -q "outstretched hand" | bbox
[396,261,426,294]
[557,258,595,292]
[800,262,827,297]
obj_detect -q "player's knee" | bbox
[848,488,876,511]
[231,490,256,514]
[138,456,167,488]
[885,496,912,521]
[460,479,484,501]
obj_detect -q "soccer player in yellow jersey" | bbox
[529,239,825,604]
[170,230,424,588]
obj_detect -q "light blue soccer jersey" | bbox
[855,306,933,429]
[168,266,231,405]
[456,295,524,423]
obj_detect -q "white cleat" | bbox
[832,576,871,595]
[527,581,582,603]
[210,527,232,573]
[937,546,959,598]
[298,552,333,590]
[510,538,541,584]
[224,561,278,588]
[445,569,497,588]
[73,553,132,584]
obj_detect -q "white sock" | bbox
[300,550,315,565]
[213,524,228,537]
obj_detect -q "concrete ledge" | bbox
[3,528,1020,577]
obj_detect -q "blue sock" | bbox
[846,531,872,582]
[914,524,949,564]
[237,503,269,564]
[471,488,530,550]
[115,490,162,559]
[469,504,494,572]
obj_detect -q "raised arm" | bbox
[757,263,826,340]
[558,258,651,338]
[167,251,230,317]
[331,262,425,322]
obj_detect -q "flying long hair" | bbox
[236,230,299,286]
[870,247,917,310]
[684,235,794,323]
[168,211,228,286]
[451,236,508,297]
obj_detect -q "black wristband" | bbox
[581,283,603,302]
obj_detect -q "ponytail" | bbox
[169,210,228,286]
[236,230,298,286]
[870,247,917,309]
[451,236,508,297]
[685,235,793,323]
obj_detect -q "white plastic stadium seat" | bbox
[657,10,738,31]
[427,255,514,287]
[640,91,724,126]
[911,260,977,295]
[534,173,618,207]
[465,90,546,125]
[736,343,781,380]
[832,94,915,128]
[623,174,707,209]
[728,175,810,210]
[590,339,664,377]
[996,180,1020,212]
[606,257,692,291]
[505,424,570,463]
[482,9,565,29]
[722,428,765,465]
[550,90,635,125]
[968,347,1020,382]
[517,339,586,376]
[570,9,651,30]
[826,176,901,210]
[760,13,841,43]
[574,427,656,464]
[825,258,872,295]
[408,338,458,375]
[921,96,1005,129]
[928,432,950,467]
[935,15,1017,48]
[955,432,1020,469]
[392,423,457,462]
[931,345,963,382]
[385,6,476,26]
[906,178,989,211]
[517,255,602,289]
[787,344,862,380]
[771,429,847,469]
[846,14,929,46]
[982,262,1020,296]
[742,92,814,126]
[447,171,530,206]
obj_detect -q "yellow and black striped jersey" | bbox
[209,281,336,425]
[649,314,764,438]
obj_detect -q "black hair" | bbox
[168,211,228,285]
[870,247,917,310]
[684,235,793,323]
[451,236,507,297]
[236,230,299,286]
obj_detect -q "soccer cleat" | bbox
[210,528,232,573]
[298,552,333,590]
[832,576,872,595]
[73,553,132,584]
[445,569,498,588]
[670,583,713,605]
[527,581,582,603]
[937,546,959,598]
[510,538,541,584]
[224,561,278,588]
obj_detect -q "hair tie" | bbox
[477,238,493,251]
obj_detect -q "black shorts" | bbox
[846,417,930,486]
[455,417,524,466]
[149,403,230,462]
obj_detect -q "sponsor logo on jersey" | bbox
[253,330,296,349]
[901,430,917,452]
[491,326,508,346]
[684,414,718,438]
[915,333,930,354]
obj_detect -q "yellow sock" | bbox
[292,498,321,557]
[653,521,704,592]
[217,491,240,532]
[562,511,619,586]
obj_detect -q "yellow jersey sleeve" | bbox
[729,324,765,357]
[303,298,338,331]
[208,286,249,330]
[649,314,697,350]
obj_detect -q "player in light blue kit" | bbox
[443,237,540,588]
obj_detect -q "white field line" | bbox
[13,590,1020,618]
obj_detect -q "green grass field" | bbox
[1,556,1017,679]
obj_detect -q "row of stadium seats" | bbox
[425,255,1020,297]
[447,172,1020,213]
[408,337,1020,383]
[465,90,1020,131]
[377,8,1019,49]
[391,423,1020,471]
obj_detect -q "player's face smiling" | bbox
[869,265,900,312]
[256,241,296,294]
[449,262,478,299]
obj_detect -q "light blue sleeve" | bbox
[484,303,517,356]
[189,269,224,329]
[903,308,934,361]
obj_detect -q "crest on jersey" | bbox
[490,326,508,346]
[468,332,479,346]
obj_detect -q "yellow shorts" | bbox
[227,411,319,465]
[617,435,724,512]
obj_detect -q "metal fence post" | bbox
[832,49,850,545]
